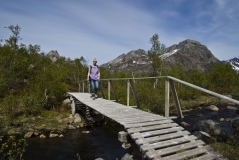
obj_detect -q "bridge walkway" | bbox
[68,92,225,160]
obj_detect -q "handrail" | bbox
[167,76,239,105]
[79,76,239,119]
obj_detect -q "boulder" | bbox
[205,105,218,111]
[181,121,190,127]
[39,134,46,138]
[63,98,71,104]
[219,118,224,122]
[193,119,221,136]
[192,131,211,143]
[227,106,238,110]
[68,124,76,130]
[24,132,34,138]
[49,133,59,138]
[232,117,239,134]
[121,153,133,160]
[33,131,40,136]
[59,134,64,138]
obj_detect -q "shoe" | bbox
[90,94,94,98]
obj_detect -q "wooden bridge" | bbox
[68,76,239,160]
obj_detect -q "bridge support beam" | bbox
[118,131,131,149]
[70,96,75,116]
[169,79,184,119]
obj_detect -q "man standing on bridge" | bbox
[87,58,100,100]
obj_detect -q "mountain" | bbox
[223,57,239,73]
[101,39,221,73]
[101,49,151,73]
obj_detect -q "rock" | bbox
[68,117,75,124]
[59,134,64,138]
[95,158,104,160]
[74,116,82,123]
[193,119,221,136]
[40,134,46,138]
[181,121,190,127]
[219,118,224,122]
[49,133,59,138]
[205,105,219,111]
[193,131,211,143]
[121,153,133,160]
[24,132,34,138]
[232,117,239,134]
[68,125,76,130]
[0,136,3,141]
[82,131,90,133]
[227,106,238,110]
[63,98,71,104]
[33,131,40,136]
[226,118,232,122]
[79,122,84,128]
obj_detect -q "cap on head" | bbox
[93,58,97,62]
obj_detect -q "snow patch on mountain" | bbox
[226,57,239,73]
[160,49,180,59]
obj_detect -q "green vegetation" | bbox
[211,135,239,160]
[0,136,27,160]
[0,27,239,159]
[0,25,87,129]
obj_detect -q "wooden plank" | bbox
[131,126,184,139]
[191,152,223,160]
[141,135,197,151]
[116,117,168,124]
[146,140,205,158]
[124,119,173,128]
[158,145,213,160]
[127,123,178,134]
[136,131,190,145]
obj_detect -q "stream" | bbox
[23,123,142,160]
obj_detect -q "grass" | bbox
[210,137,239,160]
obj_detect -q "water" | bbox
[23,123,142,160]
[173,104,239,135]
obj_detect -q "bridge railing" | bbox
[79,76,239,119]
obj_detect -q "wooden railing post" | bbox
[108,80,110,100]
[165,78,170,118]
[129,79,140,108]
[83,82,85,93]
[169,79,184,119]
[110,80,119,102]
[127,79,130,106]
[99,82,105,99]
[79,83,81,92]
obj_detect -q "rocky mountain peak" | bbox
[101,39,221,73]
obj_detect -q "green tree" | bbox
[148,34,166,76]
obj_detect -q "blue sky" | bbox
[1,0,239,65]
